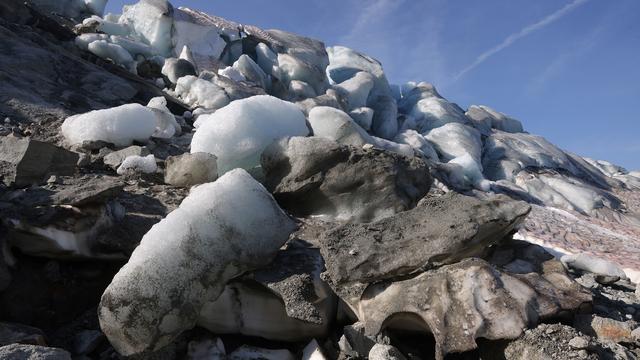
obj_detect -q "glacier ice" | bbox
[425,123,482,163]
[288,80,317,100]
[172,8,228,71]
[87,40,135,72]
[466,105,524,134]
[218,66,246,82]
[174,76,230,110]
[61,104,159,147]
[146,96,180,138]
[99,169,296,355]
[393,129,439,161]
[333,71,375,110]
[119,0,174,56]
[162,58,196,84]
[349,107,374,132]
[191,95,309,174]
[398,82,470,133]
[308,106,372,147]
[233,55,269,89]
[116,154,157,175]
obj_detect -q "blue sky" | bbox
[106,0,640,170]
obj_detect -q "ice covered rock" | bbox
[191,95,309,175]
[398,82,470,133]
[30,0,102,19]
[99,169,296,355]
[174,76,230,110]
[583,158,627,177]
[162,58,197,84]
[261,136,431,222]
[466,105,524,134]
[61,104,163,147]
[327,46,398,139]
[198,242,336,341]
[0,344,71,360]
[0,137,78,187]
[146,96,181,137]
[319,193,530,307]
[103,146,150,170]
[561,253,628,279]
[333,71,375,110]
[116,154,157,175]
[296,89,345,116]
[164,152,218,187]
[233,55,269,90]
[308,106,372,147]
[393,129,439,161]
[358,257,591,360]
[118,0,174,56]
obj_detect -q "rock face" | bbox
[319,193,530,303]
[98,169,296,355]
[0,137,78,187]
[261,136,432,222]
[358,257,591,359]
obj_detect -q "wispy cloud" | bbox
[453,0,589,82]
[341,0,406,44]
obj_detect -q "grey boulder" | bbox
[319,193,530,305]
[0,137,78,187]
[261,136,432,223]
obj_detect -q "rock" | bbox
[0,137,78,187]
[0,344,71,360]
[0,322,46,346]
[594,274,620,285]
[103,146,150,170]
[632,327,640,342]
[368,344,407,360]
[575,315,634,343]
[164,152,217,187]
[636,283,640,301]
[302,339,327,360]
[261,136,432,222]
[71,330,104,355]
[98,169,296,355]
[561,253,628,280]
[319,193,530,306]
[116,154,157,175]
[187,338,225,360]
[359,258,591,359]
[496,324,599,360]
[197,241,336,341]
[341,322,377,357]
[228,345,295,360]
[162,58,197,84]
[568,336,589,350]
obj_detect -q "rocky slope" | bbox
[0,0,639,359]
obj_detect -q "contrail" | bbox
[453,0,589,81]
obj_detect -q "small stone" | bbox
[568,336,588,350]
[368,343,407,360]
[545,327,556,334]
[76,153,90,167]
[4,118,10,124]
[595,274,620,285]
[349,249,358,256]
[103,146,150,170]
[631,327,640,342]
[575,315,634,343]
[46,175,58,184]
[577,350,588,359]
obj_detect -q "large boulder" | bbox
[0,137,78,187]
[358,257,591,360]
[98,169,296,355]
[319,193,530,307]
[261,136,432,222]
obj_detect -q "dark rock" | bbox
[103,146,150,170]
[0,322,46,346]
[319,193,530,305]
[162,58,197,84]
[262,136,432,223]
[71,330,104,355]
[0,137,78,187]
[0,344,71,359]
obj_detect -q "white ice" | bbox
[117,154,157,175]
[174,76,230,110]
[191,95,309,174]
